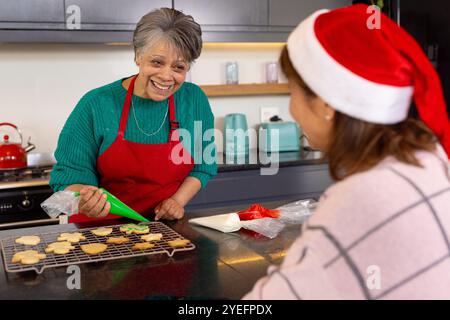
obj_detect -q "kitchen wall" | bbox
[0,43,293,154]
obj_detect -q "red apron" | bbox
[69,75,194,223]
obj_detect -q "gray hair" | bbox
[133,8,202,63]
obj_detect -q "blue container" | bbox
[223,113,249,156]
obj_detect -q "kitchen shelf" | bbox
[199,83,290,97]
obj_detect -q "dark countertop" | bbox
[0,200,302,300]
[218,148,326,172]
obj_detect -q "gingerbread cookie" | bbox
[80,243,108,255]
[45,241,75,255]
[91,227,113,237]
[167,238,191,248]
[57,232,86,243]
[132,242,155,250]
[119,224,149,235]
[106,236,130,245]
[15,236,41,246]
[12,250,46,265]
[140,233,163,242]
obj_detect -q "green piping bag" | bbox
[73,188,149,222]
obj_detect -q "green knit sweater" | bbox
[50,78,217,192]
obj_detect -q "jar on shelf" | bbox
[225,62,239,84]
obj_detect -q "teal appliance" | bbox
[223,113,249,156]
[259,118,301,152]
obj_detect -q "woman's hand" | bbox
[154,197,184,221]
[78,186,111,218]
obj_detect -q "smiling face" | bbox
[134,39,189,101]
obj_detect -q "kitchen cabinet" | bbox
[269,0,352,27]
[0,0,64,27]
[187,163,332,210]
[176,0,352,42]
[175,0,268,27]
[399,0,450,114]
[0,0,170,43]
[64,0,170,31]
[0,0,353,43]
[174,0,273,42]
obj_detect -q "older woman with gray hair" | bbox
[50,8,217,223]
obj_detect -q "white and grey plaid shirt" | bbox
[244,146,450,300]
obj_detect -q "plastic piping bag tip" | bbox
[71,189,149,222]
[100,188,149,223]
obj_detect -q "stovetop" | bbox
[0,165,52,189]
[0,153,55,189]
[0,165,52,181]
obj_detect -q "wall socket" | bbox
[260,107,280,123]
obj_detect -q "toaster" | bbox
[259,121,301,152]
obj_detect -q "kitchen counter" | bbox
[0,149,325,188]
[218,148,326,172]
[0,200,302,300]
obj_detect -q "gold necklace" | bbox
[131,97,168,137]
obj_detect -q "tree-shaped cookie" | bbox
[119,224,149,235]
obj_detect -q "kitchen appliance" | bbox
[223,113,249,156]
[259,116,301,152]
[0,153,59,230]
[0,122,35,170]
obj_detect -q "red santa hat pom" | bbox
[287,4,450,158]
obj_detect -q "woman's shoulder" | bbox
[175,82,212,118]
[81,79,124,104]
[321,149,449,211]
[322,165,394,202]
[69,80,124,118]
[177,82,208,100]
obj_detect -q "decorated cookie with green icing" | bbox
[119,224,150,235]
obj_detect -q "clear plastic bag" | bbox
[238,199,317,238]
[40,191,79,218]
[240,218,285,239]
[277,199,317,225]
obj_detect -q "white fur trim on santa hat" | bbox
[287,10,414,125]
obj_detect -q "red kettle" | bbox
[0,123,36,170]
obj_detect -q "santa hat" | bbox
[287,4,450,158]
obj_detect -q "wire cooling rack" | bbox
[1,222,195,274]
